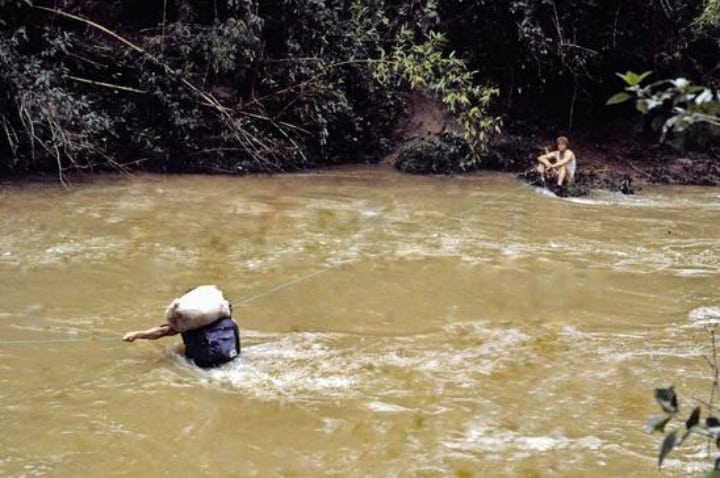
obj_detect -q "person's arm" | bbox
[537,151,555,162]
[549,151,575,169]
[123,324,179,342]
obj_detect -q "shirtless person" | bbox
[124,285,240,368]
[536,136,577,187]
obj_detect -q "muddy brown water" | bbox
[1,169,719,477]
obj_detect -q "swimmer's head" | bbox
[556,136,570,151]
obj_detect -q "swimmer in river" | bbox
[536,136,577,187]
[124,317,240,368]
[123,285,240,368]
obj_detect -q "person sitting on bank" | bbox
[123,285,240,369]
[536,136,577,187]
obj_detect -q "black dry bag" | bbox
[181,317,240,368]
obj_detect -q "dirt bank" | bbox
[508,126,720,195]
[384,93,720,194]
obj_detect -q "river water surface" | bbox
[1,169,719,477]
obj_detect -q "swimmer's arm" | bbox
[123,324,179,342]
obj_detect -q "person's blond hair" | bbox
[556,136,570,147]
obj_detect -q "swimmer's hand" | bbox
[122,325,177,342]
[123,332,138,342]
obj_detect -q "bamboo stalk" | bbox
[67,76,146,94]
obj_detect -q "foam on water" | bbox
[688,306,720,327]
[442,418,607,466]
[163,323,532,403]
[560,189,720,211]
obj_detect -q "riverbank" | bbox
[2,96,719,193]
[509,129,720,196]
[380,93,720,196]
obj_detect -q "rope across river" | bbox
[0,181,531,347]
[0,264,342,346]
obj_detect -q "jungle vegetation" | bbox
[0,0,719,179]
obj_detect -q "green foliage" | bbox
[0,0,408,175]
[374,27,501,163]
[0,26,115,178]
[0,0,504,176]
[697,0,720,27]
[435,0,718,122]
[615,71,653,88]
[608,71,720,141]
[606,92,631,106]
[648,386,720,473]
[647,320,720,475]
[1,0,718,176]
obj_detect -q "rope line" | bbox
[0,264,343,346]
[0,335,119,345]
[235,263,343,307]
[0,180,526,347]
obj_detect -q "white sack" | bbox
[165,285,231,332]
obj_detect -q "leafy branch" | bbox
[648,313,720,476]
[696,0,720,28]
[608,70,720,141]
[373,26,501,163]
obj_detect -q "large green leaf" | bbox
[607,92,632,106]
[616,70,653,87]
[635,71,654,85]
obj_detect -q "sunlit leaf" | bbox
[635,71,653,85]
[696,89,714,104]
[616,70,653,86]
[672,78,690,89]
[607,92,632,105]
[616,72,633,85]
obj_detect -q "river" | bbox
[1,169,719,477]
